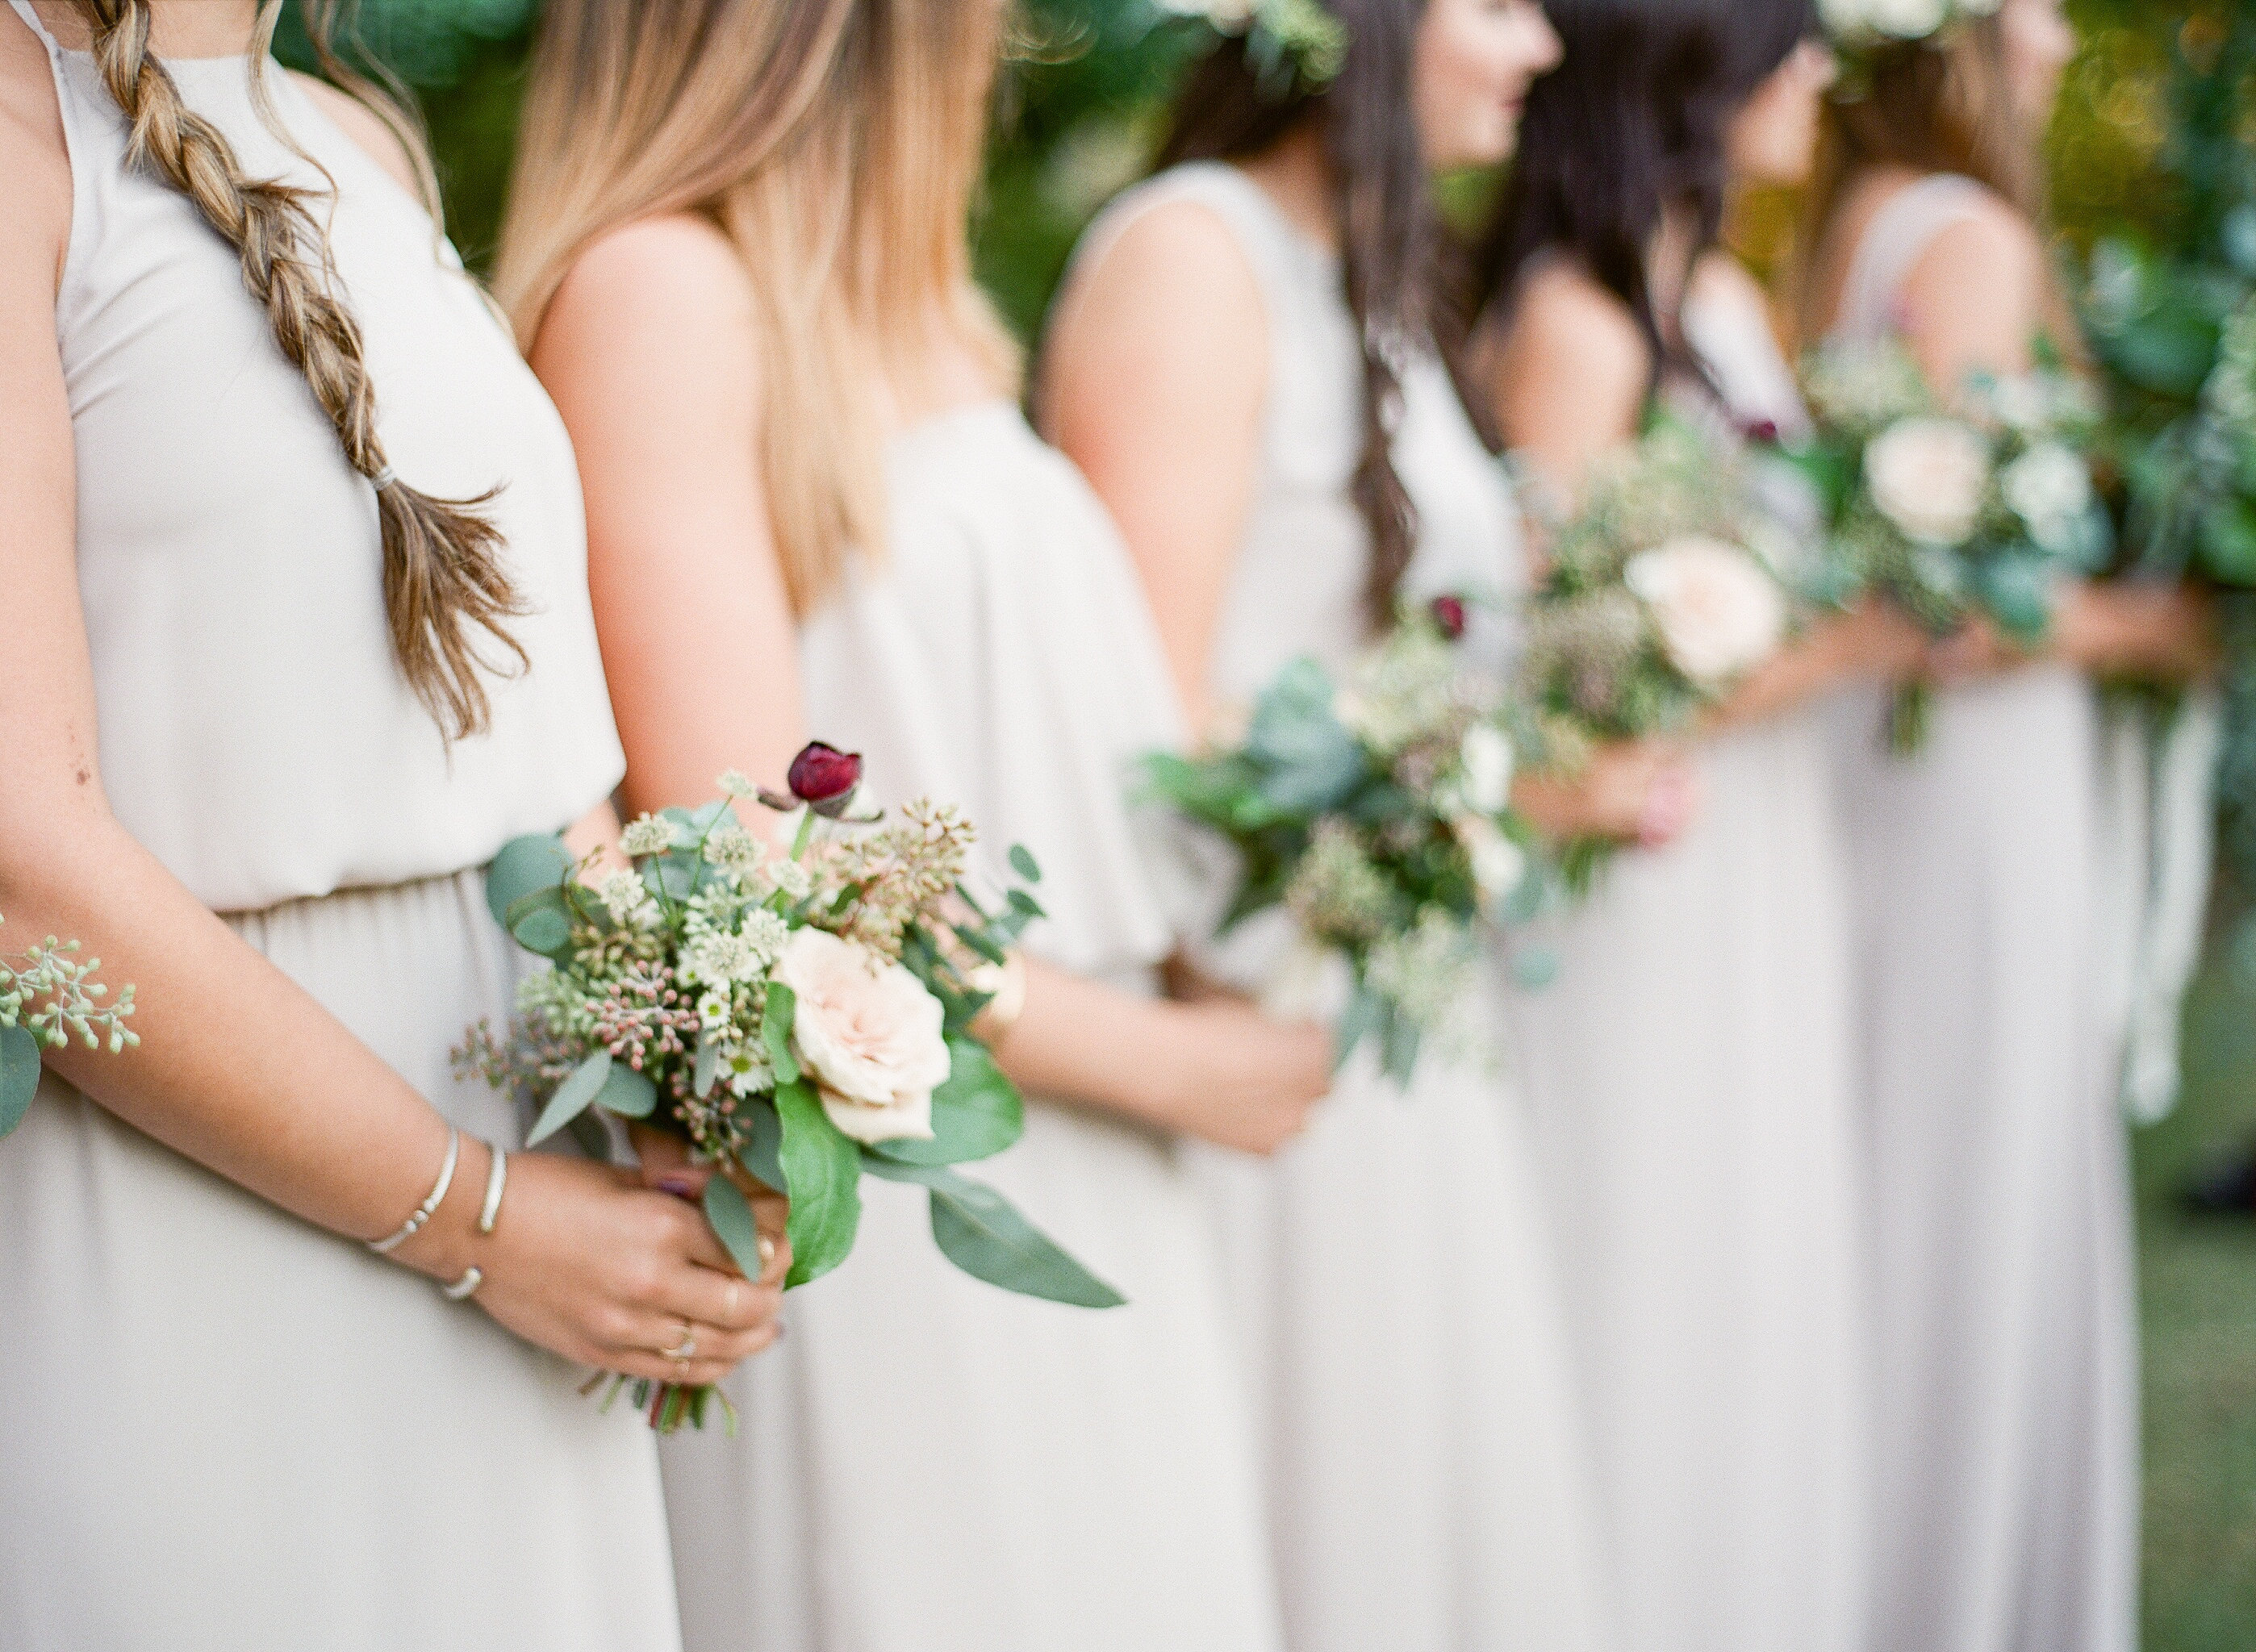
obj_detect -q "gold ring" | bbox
[662,1322,698,1362]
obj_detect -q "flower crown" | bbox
[1155,0,1349,91]
[1819,0,2000,52]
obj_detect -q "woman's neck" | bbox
[1235,122,1339,253]
[34,0,260,56]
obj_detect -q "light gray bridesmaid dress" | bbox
[1499,269,1870,1652]
[1828,173,2139,1652]
[656,403,1285,1652]
[1061,161,1612,1652]
[0,8,678,1650]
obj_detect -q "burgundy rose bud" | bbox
[1740,417,1782,447]
[1430,594,1468,640]
[786,740,864,818]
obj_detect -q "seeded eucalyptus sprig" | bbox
[0,914,139,1139]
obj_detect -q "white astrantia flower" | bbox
[767,859,813,901]
[716,769,757,799]
[703,824,766,874]
[619,814,679,858]
[1458,723,1515,816]
[1865,416,1992,545]
[596,870,660,931]
[2000,442,2095,546]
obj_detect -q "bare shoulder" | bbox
[534,214,760,418]
[1908,183,2042,290]
[1896,181,2045,382]
[1493,261,1651,409]
[0,7,68,288]
[1052,194,1264,353]
[286,72,421,198]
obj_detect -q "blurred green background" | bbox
[282,1,2256,1642]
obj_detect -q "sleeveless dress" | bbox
[1828,174,2139,1652]
[0,13,678,1652]
[1061,161,1611,1652]
[654,403,1284,1652]
[1499,269,1870,1652]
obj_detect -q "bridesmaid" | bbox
[1464,5,1920,1649]
[498,2,1332,1649]
[0,2,779,1648]
[1044,5,1623,1649]
[1803,2,2212,1647]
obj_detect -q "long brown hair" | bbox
[496,0,1018,618]
[1156,0,1443,628]
[72,0,528,741]
[1800,18,2045,336]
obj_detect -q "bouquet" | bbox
[1515,414,1794,882]
[0,916,138,1138]
[1786,337,2113,752]
[1144,595,1540,1085]
[459,742,1122,1433]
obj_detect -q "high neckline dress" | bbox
[0,11,676,1650]
[1827,172,2139,1652]
[654,399,1286,1652]
[1063,161,1612,1652]
[1500,265,1871,1652]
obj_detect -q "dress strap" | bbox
[1835,173,1994,343]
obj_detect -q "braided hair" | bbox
[74,0,527,741]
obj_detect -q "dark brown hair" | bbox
[1156,0,1441,629]
[73,0,527,740]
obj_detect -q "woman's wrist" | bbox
[386,1131,501,1285]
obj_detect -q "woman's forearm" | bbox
[3,814,458,1258]
[990,957,1191,1126]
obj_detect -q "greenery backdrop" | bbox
[278,2,2256,1644]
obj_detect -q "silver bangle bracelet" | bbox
[441,1266,484,1301]
[366,1126,461,1255]
[478,1143,508,1235]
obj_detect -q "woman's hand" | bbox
[631,1123,793,1282]
[1146,997,1334,1157]
[394,1139,784,1387]
[2049,578,2219,683]
[1514,740,1700,851]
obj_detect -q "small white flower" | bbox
[717,770,757,799]
[1999,441,2094,547]
[724,1045,776,1099]
[768,859,813,901]
[595,870,660,931]
[1865,416,1992,546]
[1623,535,1789,687]
[696,991,733,1031]
[1458,723,1516,816]
[1456,814,1528,905]
[703,824,767,874]
[619,815,679,858]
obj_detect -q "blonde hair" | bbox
[496,0,1019,617]
[73,0,528,740]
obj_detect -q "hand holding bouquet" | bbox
[1786,338,2114,751]
[1145,597,1539,1086]
[459,742,1121,1432]
[0,915,137,1138]
[1514,415,1792,882]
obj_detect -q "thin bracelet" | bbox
[366,1126,461,1255]
[442,1266,484,1301]
[477,1143,508,1235]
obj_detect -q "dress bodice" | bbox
[1071,163,1523,703]
[23,8,622,912]
[794,403,1184,990]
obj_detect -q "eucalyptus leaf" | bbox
[595,1061,658,1120]
[1247,657,1367,813]
[694,1037,724,1099]
[737,1097,786,1194]
[0,1024,41,1139]
[775,1081,863,1287]
[762,982,800,1086]
[703,1175,771,1282]
[528,1049,612,1145]
[865,1161,1124,1308]
[1334,987,1384,1074]
[1007,844,1042,883]
[486,834,572,933]
[866,1037,1024,1167]
[507,889,574,960]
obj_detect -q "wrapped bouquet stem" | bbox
[458,742,1122,1434]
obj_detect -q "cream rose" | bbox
[1456,814,1529,905]
[1999,440,2094,549]
[1865,416,1991,545]
[1623,535,1788,687]
[773,928,950,1145]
